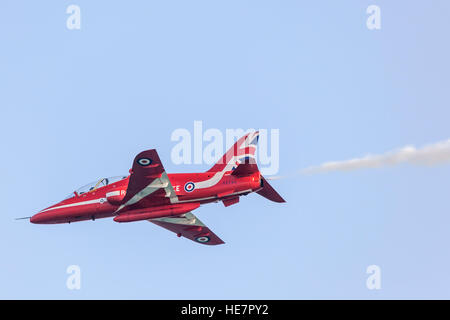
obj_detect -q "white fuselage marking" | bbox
[39,198,104,213]
[194,154,255,189]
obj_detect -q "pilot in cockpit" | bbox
[67,176,127,199]
[88,178,109,192]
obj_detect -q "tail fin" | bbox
[257,176,286,203]
[207,131,260,173]
[206,131,286,203]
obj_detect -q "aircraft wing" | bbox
[115,149,178,213]
[149,212,225,245]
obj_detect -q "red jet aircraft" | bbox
[29,132,285,245]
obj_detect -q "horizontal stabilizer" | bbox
[257,176,286,203]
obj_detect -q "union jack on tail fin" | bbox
[208,131,285,203]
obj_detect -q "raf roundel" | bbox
[195,236,210,243]
[184,182,195,193]
[137,158,152,166]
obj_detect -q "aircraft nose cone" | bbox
[30,212,45,224]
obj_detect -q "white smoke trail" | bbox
[301,139,450,174]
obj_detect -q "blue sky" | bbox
[1,1,450,299]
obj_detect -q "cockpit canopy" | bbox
[66,176,128,199]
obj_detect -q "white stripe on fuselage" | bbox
[39,198,105,213]
[106,191,120,197]
[40,188,253,214]
[194,153,255,189]
[194,132,259,190]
